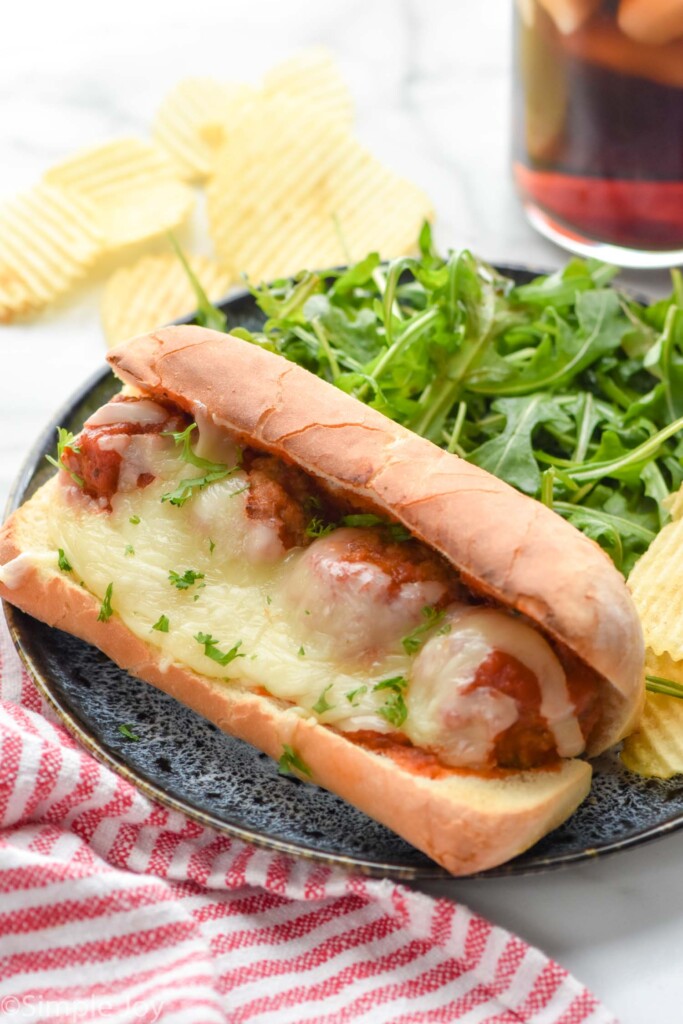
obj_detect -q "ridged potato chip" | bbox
[621,671,683,779]
[153,79,257,182]
[101,253,234,346]
[625,522,683,778]
[263,48,354,127]
[206,95,433,283]
[628,512,683,659]
[0,183,103,323]
[43,138,194,250]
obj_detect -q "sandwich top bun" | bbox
[108,326,645,753]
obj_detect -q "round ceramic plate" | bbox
[6,272,683,880]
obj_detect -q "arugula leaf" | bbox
[45,427,83,488]
[170,227,683,575]
[469,396,571,495]
[169,234,227,332]
[161,423,238,507]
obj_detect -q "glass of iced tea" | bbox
[512,0,683,267]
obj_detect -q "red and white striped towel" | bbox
[0,617,617,1024]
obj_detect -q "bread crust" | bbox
[0,480,592,876]
[108,326,645,751]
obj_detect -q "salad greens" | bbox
[184,226,683,577]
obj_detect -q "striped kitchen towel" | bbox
[0,617,617,1024]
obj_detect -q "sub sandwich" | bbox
[0,326,645,874]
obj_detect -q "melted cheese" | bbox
[45,434,586,760]
[86,398,170,428]
[404,606,583,765]
[49,454,415,733]
[282,528,447,660]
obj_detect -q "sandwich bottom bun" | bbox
[0,480,592,876]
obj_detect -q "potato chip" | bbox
[153,79,257,182]
[263,48,354,128]
[628,512,683,659]
[206,95,433,283]
[43,138,194,250]
[621,686,683,779]
[101,252,234,346]
[0,183,103,322]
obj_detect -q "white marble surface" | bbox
[0,2,680,1020]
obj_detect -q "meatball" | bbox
[281,527,454,660]
[404,605,587,769]
[62,396,189,504]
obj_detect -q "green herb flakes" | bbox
[312,685,335,715]
[401,607,445,655]
[278,744,313,779]
[194,633,245,666]
[97,583,114,623]
[169,568,205,590]
[57,549,72,573]
[118,724,140,742]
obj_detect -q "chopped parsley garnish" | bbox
[97,583,114,623]
[45,427,83,488]
[152,614,170,633]
[305,516,336,539]
[401,606,446,655]
[161,423,239,507]
[298,645,306,657]
[278,744,313,779]
[208,539,216,554]
[124,544,135,557]
[312,685,335,715]
[303,511,412,542]
[57,548,72,573]
[345,685,368,706]
[373,675,409,728]
[194,633,245,666]
[129,515,141,525]
[266,595,273,605]
[169,568,205,590]
[118,724,140,742]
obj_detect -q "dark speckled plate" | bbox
[6,270,683,880]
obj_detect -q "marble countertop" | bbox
[1,1,680,1020]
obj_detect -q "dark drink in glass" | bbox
[513,0,683,267]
